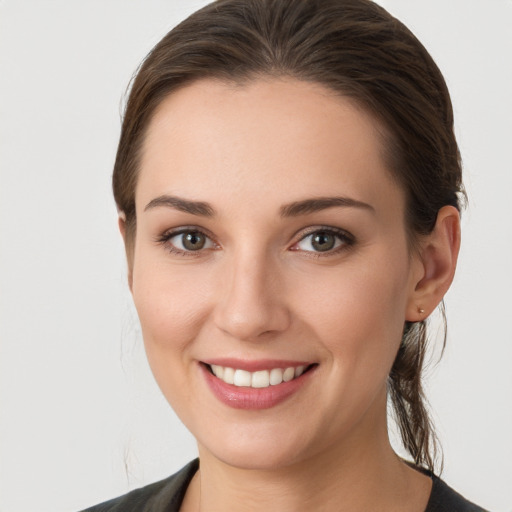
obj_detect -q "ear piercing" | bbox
[417,307,425,314]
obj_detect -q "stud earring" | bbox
[418,307,425,314]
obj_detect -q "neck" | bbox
[183,391,431,512]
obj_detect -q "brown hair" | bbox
[113,0,464,473]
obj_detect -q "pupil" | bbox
[183,232,205,250]
[312,232,335,252]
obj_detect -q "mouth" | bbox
[200,359,318,409]
[202,362,317,389]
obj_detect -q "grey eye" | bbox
[311,232,336,251]
[295,230,345,253]
[182,232,206,250]
[169,231,214,252]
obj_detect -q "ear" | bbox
[406,205,461,321]
[118,211,127,239]
[118,211,133,292]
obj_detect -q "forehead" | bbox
[137,77,403,218]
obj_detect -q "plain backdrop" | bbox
[1,1,511,511]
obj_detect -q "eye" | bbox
[159,229,217,254]
[291,228,354,254]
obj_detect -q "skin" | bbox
[120,78,460,511]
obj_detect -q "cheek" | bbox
[130,259,217,415]
[292,253,410,373]
[131,251,214,361]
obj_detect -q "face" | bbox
[129,78,423,470]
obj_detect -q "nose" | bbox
[213,250,291,342]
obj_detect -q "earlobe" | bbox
[117,211,134,292]
[406,205,461,321]
[118,210,127,240]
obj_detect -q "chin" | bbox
[194,416,331,472]
[203,439,308,471]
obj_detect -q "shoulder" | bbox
[426,475,489,512]
[78,459,199,512]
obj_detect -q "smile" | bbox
[201,359,317,409]
[208,364,308,388]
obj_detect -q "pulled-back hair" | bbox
[113,0,464,473]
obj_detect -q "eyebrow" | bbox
[144,194,374,218]
[144,195,215,217]
[280,196,375,217]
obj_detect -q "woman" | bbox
[83,0,486,510]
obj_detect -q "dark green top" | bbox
[80,459,489,511]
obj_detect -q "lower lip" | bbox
[200,364,315,410]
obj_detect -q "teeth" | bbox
[269,368,283,385]
[209,364,309,388]
[223,367,235,384]
[283,367,295,382]
[252,370,270,388]
[211,365,224,379]
[233,369,252,387]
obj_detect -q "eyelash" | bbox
[290,226,355,258]
[156,227,218,257]
[156,226,355,257]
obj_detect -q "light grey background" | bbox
[1,1,511,511]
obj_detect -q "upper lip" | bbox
[201,358,315,372]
